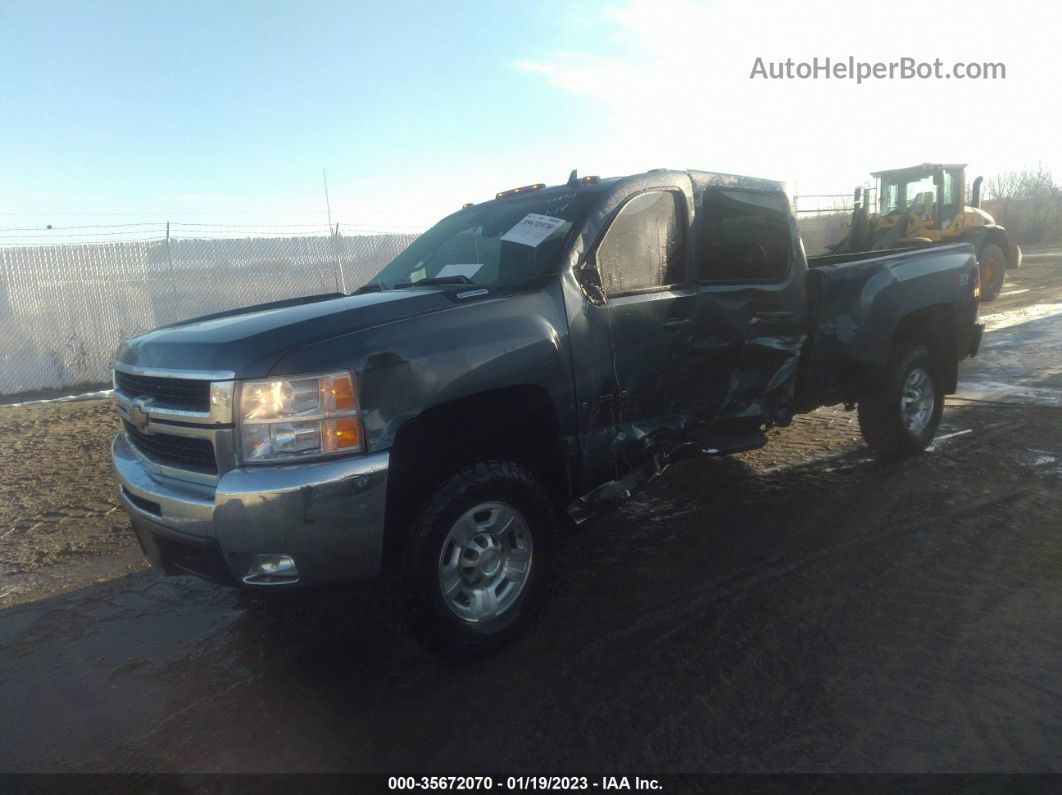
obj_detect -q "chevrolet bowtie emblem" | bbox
[129,396,155,434]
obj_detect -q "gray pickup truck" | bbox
[111,169,983,654]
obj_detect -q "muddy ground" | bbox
[1,251,1060,773]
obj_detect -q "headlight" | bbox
[238,371,363,463]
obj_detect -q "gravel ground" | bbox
[0,250,1059,773]
[0,400,125,575]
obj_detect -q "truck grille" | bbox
[123,420,218,474]
[115,371,211,411]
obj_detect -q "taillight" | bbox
[973,269,981,302]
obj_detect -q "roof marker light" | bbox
[495,183,546,199]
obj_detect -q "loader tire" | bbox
[978,243,1006,302]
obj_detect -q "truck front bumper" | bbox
[970,322,985,357]
[112,433,390,587]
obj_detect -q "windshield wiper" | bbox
[393,276,475,289]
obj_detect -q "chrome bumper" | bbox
[112,433,390,586]
[970,322,985,357]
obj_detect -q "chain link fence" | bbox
[0,233,418,397]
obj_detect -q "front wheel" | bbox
[858,344,943,459]
[401,461,555,657]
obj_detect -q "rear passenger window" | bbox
[596,191,685,295]
[697,190,791,282]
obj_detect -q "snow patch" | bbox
[5,389,114,408]
[980,302,1062,332]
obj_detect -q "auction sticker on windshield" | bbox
[436,263,483,279]
[500,214,567,247]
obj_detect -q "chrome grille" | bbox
[113,365,235,481]
[123,420,218,474]
[115,370,211,411]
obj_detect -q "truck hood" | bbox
[115,289,459,377]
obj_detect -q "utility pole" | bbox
[333,222,346,293]
[165,221,179,313]
[323,167,334,231]
[325,168,347,296]
[322,168,346,292]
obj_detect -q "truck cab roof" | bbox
[467,169,787,213]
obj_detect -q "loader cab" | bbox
[874,163,966,236]
[834,161,1014,300]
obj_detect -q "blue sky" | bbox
[2,0,1058,241]
[1,0,602,234]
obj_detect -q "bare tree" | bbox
[985,164,1061,244]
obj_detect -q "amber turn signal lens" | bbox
[331,375,357,410]
[323,417,361,452]
[320,374,357,412]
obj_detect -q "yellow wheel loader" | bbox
[830,163,1021,301]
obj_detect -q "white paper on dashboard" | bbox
[436,263,483,279]
[499,214,567,247]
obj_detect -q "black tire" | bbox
[858,344,943,460]
[401,460,555,658]
[978,243,1006,302]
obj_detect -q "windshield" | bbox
[880,173,937,215]
[368,191,594,290]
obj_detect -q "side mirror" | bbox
[577,261,606,305]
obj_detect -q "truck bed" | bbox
[798,242,979,409]
[807,243,951,269]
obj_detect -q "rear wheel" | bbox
[978,243,1006,302]
[858,344,943,459]
[401,460,554,657]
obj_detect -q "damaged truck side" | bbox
[111,169,984,654]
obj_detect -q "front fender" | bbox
[268,284,576,454]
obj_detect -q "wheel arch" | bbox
[382,385,569,567]
[890,303,960,393]
[965,225,1013,266]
